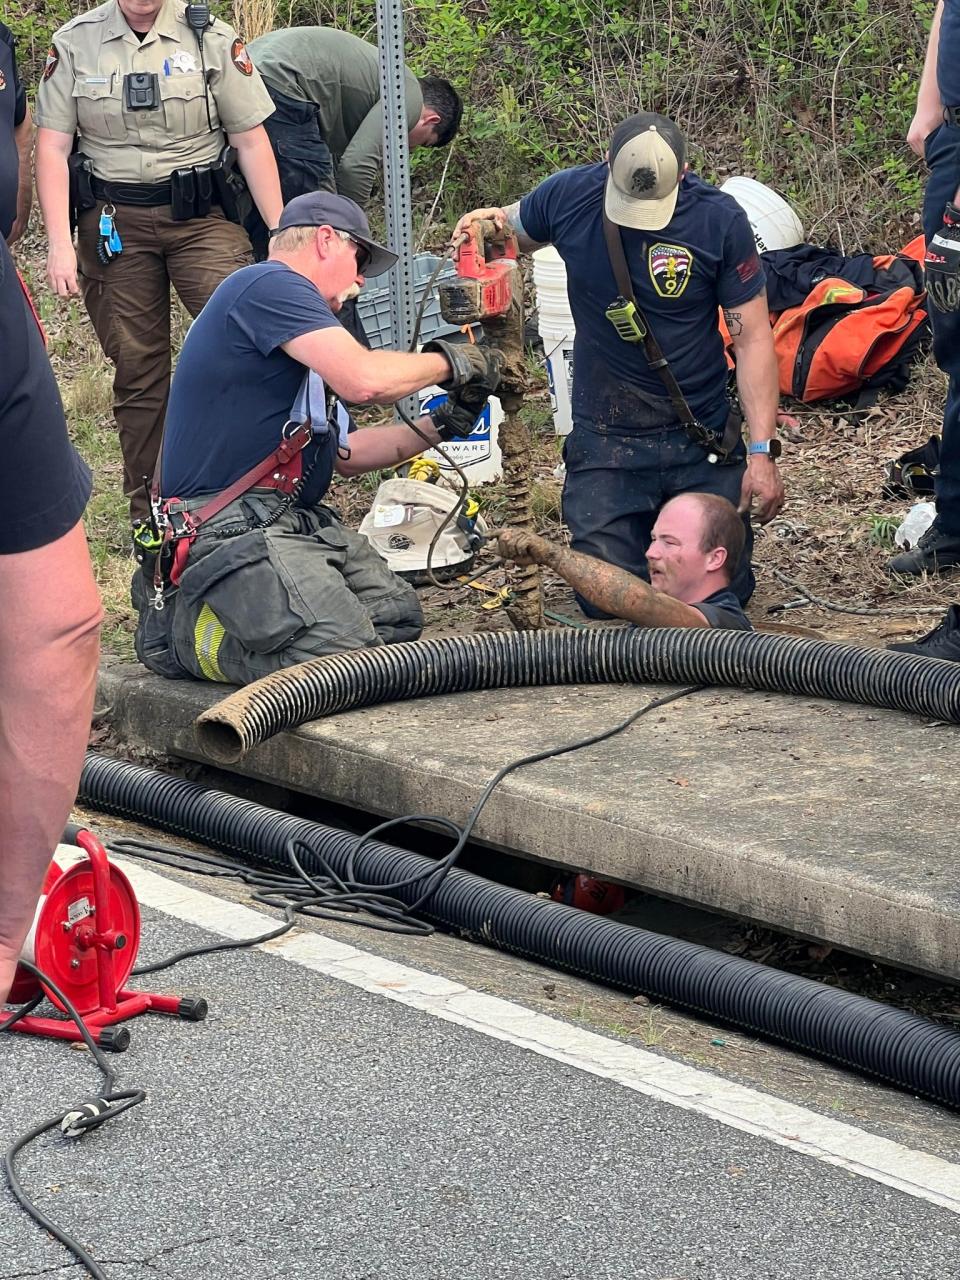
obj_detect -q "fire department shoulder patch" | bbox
[648,242,693,299]
[43,45,60,81]
[0,70,6,91]
[230,38,253,75]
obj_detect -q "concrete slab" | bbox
[96,659,960,981]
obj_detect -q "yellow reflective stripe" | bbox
[194,603,228,682]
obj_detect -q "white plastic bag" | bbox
[894,501,937,549]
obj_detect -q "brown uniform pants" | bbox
[77,204,252,522]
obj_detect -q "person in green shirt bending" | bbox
[246,26,462,262]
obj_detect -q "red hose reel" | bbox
[7,827,207,1052]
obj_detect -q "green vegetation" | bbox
[865,512,901,547]
[9,0,933,246]
[6,0,942,649]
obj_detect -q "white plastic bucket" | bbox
[719,176,804,253]
[418,386,504,483]
[533,246,577,436]
[544,338,575,437]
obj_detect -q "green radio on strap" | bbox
[605,295,647,344]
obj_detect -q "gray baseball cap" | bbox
[604,113,687,231]
[274,192,398,277]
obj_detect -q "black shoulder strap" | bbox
[602,213,739,460]
[602,213,698,429]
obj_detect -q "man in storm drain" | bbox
[456,111,784,615]
[497,492,753,632]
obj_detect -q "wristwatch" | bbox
[748,439,782,459]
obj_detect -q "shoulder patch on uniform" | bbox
[648,243,693,298]
[43,45,60,81]
[0,70,6,92]
[230,37,253,75]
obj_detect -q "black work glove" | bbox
[431,382,492,442]
[926,203,960,313]
[423,338,503,391]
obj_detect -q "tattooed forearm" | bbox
[723,309,744,337]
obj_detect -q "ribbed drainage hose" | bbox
[195,626,960,765]
[80,751,960,1107]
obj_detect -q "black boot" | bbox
[886,519,960,576]
[887,605,960,660]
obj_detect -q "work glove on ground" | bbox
[423,338,503,392]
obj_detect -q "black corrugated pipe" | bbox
[194,628,960,764]
[80,751,960,1107]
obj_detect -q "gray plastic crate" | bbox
[357,253,462,350]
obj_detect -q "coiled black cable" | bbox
[1,960,146,1279]
[193,626,960,763]
[106,687,698,949]
[79,751,960,1107]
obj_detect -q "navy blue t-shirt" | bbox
[162,262,343,506]
[520,165,765,429]
[0,22,28,241]
[939,0,960,110]
[694,586,752,630]
[0,237,92,553]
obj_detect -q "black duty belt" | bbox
[91,177,173,207]
[945,106,960,127]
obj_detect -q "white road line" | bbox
[118,857,960,1216]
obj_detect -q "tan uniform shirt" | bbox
[35,0,275,182]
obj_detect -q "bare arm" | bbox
[7,105,33,247]
[283,324,451,404]
[909,0,944,155]
[229,124,283,230]
[497,530,709,628]
[335,416,443,476]
[452,202,547,254]
[0,522,102,1005]
[726,291,785,524]
[35,127,78,296]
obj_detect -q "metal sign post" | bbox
[377,0,417,421]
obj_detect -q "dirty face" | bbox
[647,495,725,602]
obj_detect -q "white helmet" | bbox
[358,477,487,584]
[719,176,804,252]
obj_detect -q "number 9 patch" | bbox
[648,243,693,298]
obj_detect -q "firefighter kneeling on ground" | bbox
[132,191,500,684]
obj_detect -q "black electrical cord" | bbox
[409,243,459,351]
[341,684,703,914]
[0,688,699,1274]
[0,991,44,1032]
[393,397,490,592]
[2,959,146,1280]
[397,234,504,593]
[100,685,702,971]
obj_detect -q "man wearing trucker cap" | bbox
[455,111,784,614]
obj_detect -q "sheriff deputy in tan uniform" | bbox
[34,0,283,527]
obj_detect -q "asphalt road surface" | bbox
[2,844,959,1280]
